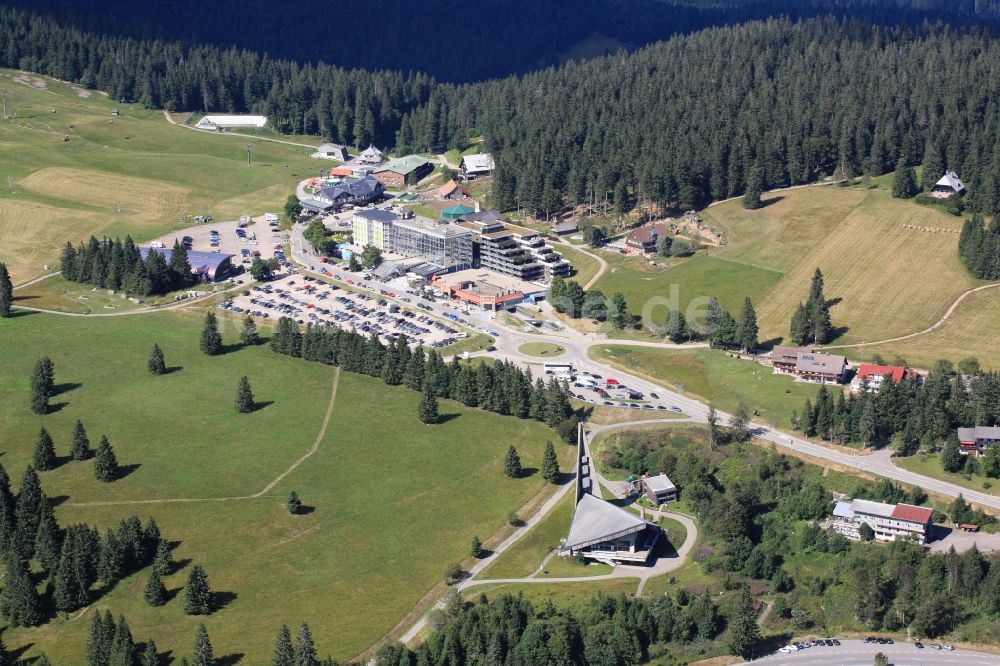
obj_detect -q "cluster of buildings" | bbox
[353,209,473,275]
[771,346,848,384]
[831,498,934,544]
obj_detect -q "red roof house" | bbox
[850,364,923,393]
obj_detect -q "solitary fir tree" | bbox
[147,343,166,375]
[891,158,919,199]
[736,297,759,352]
[240,314,259,346]
[140,641,159,666]
[418,385,438,424]
[727,587,762,658]
[742,164,764,209]
[33,427,57,471]
[295,623,318,666]
[94,436,119,482]
[192,624,214,666]
[941,436,965,473]
[504,445,522,479]
[608,292,628,329]
[71,419,91,460]
[273,625,295,666]
[0,553,42,627]
[30,355,55,415]
[199,312,222,356]
[470,535,483,558]
[0,262,12,318]
[153,539,173,577]
[144,567,167,606]
[541,441,559,483]
[183,565,212,615]
[235,376,255,413]
[287,490,302,515]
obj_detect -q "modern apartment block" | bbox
[456,212,571,282]
[352,210,472,273]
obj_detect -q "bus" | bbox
[543,362,574,377]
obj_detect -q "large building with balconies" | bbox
[456,212,570,282]
[831,499,933,544]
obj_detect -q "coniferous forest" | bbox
[3,8,1000,217]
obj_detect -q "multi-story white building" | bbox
[352,210,473,273]
[352,209,396,249]
[831,499,933,544]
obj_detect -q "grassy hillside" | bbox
[594,184,994,361]
[0,309,563,662]
[754,189,979,346]
[0,69,318,283]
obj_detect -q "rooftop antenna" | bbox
[1,89,8,120]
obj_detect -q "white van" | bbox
[149,240,164,248]
[264,212,279,223]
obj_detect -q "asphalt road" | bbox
[737,639,1000,665]
[288,179,1000,513]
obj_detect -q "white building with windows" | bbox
[831,499,933,544]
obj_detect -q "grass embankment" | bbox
[893,454,1000,498]
[590,345,817,429]
[0,69,321,284]
[553,244,603,286]
[518,342,566,358]
[0,310,564,662]
[464,579,638,606]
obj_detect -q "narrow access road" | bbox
[162,110,319,149]
[819,281,1000,351]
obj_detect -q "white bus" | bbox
[543,362,574,377]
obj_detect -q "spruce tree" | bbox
[152,539,173,577]
[742,164,764,209]
[13,466,42,560]
[192,624,214,666]
[0,262,12,318]
[110,614,136,666]
[148,343,166,375]
[240,314,259,346]
[235,376,255,413]
[183,565,212,615]
[891,158,919,199]
[295,623,318,666]
[541,441,559,483]
[608,292,628,329]
[86,609,106,666]
[470,535,483,558]
[30,355,55,415]
[418,385,438,424]
[504,445,522,479]
[144,567,167,606]
[0,553,42,627]
[72,419,92,460]
[54,541,88,612]
[941,437,965,473]
[287,490,302,515]
[33,427,57,471]
[273,625,295,666]
[199,312,223,356]
[140,641,160,666]
[34,495,62,575]
[94,436,119,482]
[736,297,759,352]
[727,587,762,658]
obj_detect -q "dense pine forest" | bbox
[5,0,999,81]
[3,8,1000,215]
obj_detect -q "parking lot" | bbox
[150,214,287,271]
[219,274,467,349]
[556,370,684,413]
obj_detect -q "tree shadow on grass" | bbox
[211,590,238,613]
[217,653,246,665]
[757,195,785,209]
[162,366,184,375]
[163,586,183,604]
[8,308,39,318]
[517,467,539,479]
[53,382,82,397]
[116,463,141,480]
[8,644,33,664]
[251,400,274,413]
[757,337,784,351]
[48,494,70,508]
[295,504,316,515]
[436,413,460,424]
[46,401,69,414]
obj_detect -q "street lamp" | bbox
[245,143,254,166]
[1,89,8,120]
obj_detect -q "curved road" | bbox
[820,281,1000,351]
